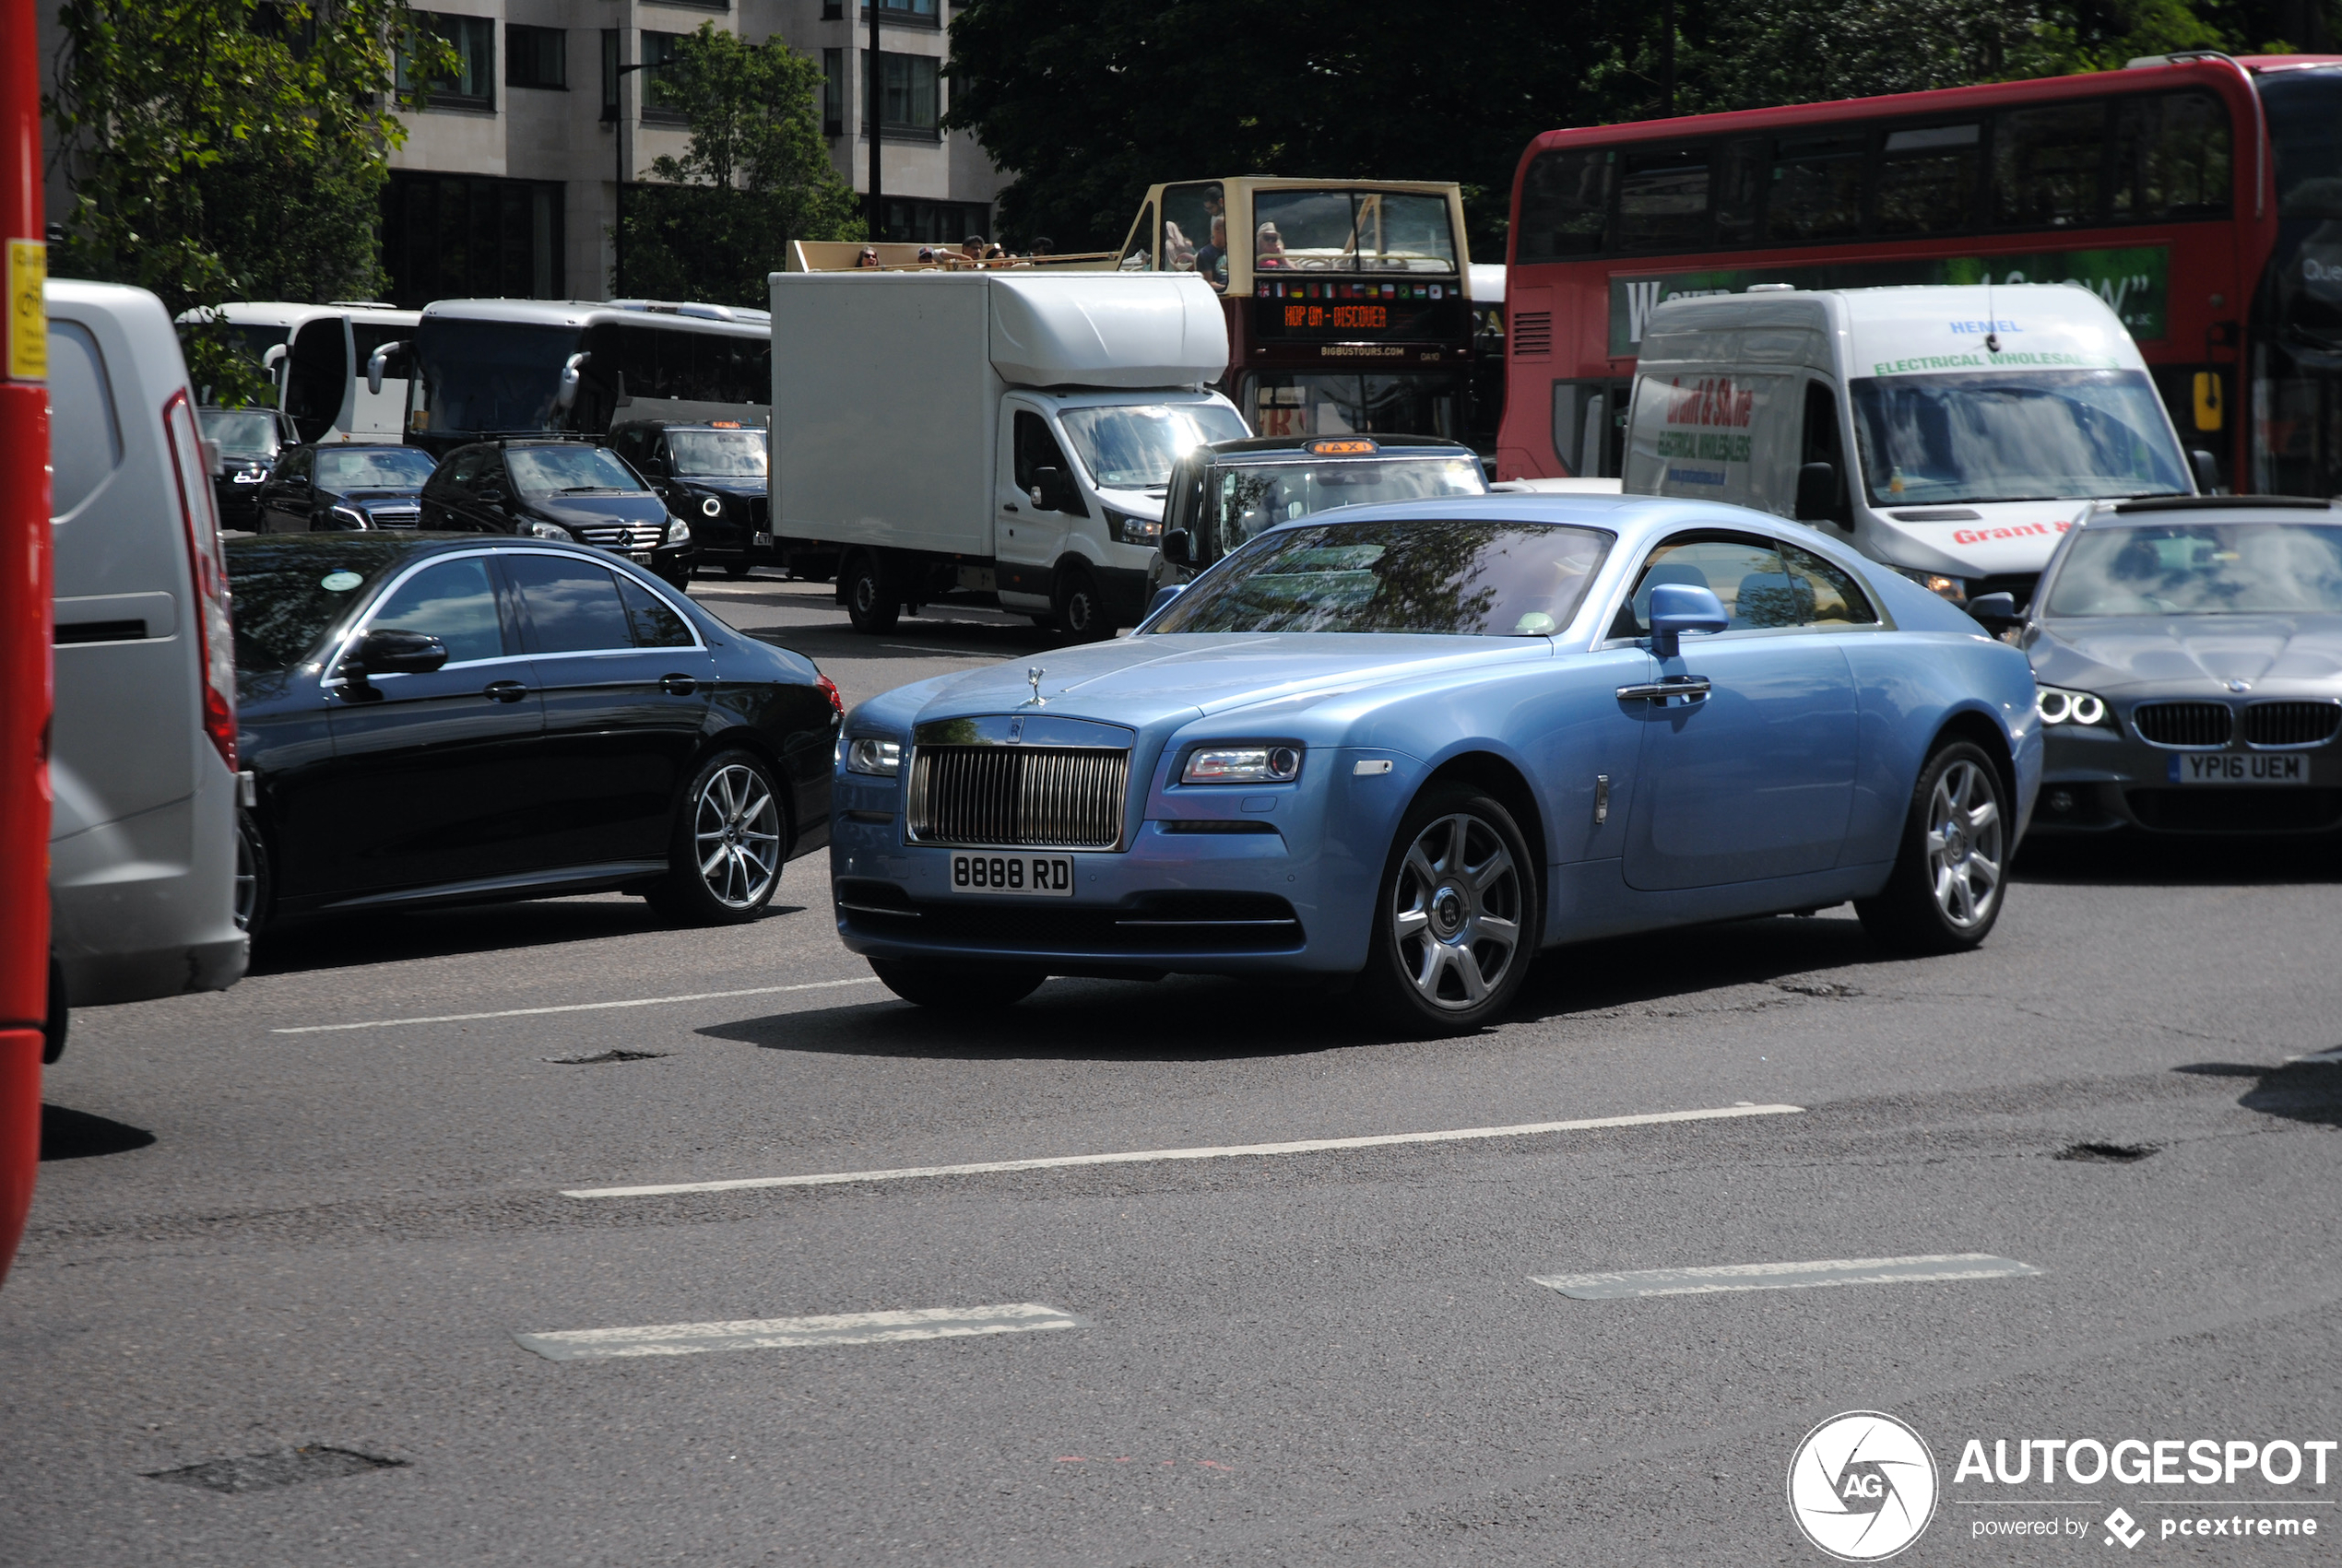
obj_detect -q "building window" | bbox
[876,197,990,244]
[505,24,566,90]
[397,12,496,112]
[869,52,938,138]
[863,0,940,27]
[822,49,844,137]
[381,172,565,307]
[820,0,841,16]
[641,30,688,124]
[600,29,619,118]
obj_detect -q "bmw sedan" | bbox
[2021,496,2342,835]
[832,495,2039,1036]
[227,533,841,936]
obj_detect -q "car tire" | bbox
[1348,784,1537,1038]
[723,560,752,580]
[234,808,273,939]
[1854,738,2008,955]
[843,552,900,634]
[661,567,692,594]
[1054,566,1113,642]
[645,749,787,925]
[869,958,1045,1009]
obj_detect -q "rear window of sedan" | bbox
[226,537,411,673]
[1149,518,1614,637]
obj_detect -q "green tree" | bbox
[620,21,863,308]
[45,0,442,401]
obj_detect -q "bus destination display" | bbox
[1254,278,1466,343]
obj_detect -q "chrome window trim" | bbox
[319,547,517,687]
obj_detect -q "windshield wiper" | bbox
[558,485,622,494]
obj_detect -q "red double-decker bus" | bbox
[1495,53,2342,499]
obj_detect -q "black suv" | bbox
[419,437,697,589]
[197,406,301,528]
[609,419,832,582]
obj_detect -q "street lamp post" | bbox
[866,0,881,240]
[607,55,671,297]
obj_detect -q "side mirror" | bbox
[1032,466,1075,513]
[1160,528,1193,570]
[1794,461,1839,524]
[1965,591,2020,631]
[366,339,408,397]
[476,487,506,507]
[342,627,448,680]
[262,343,288,387]
[2189,448,2221,494]
[555,350,590,414]
[1648,582,1729,659]
[1145,583,1186,619]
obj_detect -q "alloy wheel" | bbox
[692,763,782,910]
[1925,758,2003,929]
[232,817,259,932]
[1390,811,1523,1010]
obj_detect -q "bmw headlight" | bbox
[666,515,693,547]
[1182,745,1303,784]
[1105,507,1163,547]
[327,504,369,530]
[524,520,574,541]
[700,495,724,518]
[2037,684,2112,727]
[846,737,903,776]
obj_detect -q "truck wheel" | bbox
[844,552,900,633]
[1054,566,1113,642]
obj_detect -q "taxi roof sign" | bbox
[1306,438,1378,455]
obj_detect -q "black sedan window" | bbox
[506,554,635,653]
[226,537,409,673]
[367,558,505,665]
[617,576,694,648]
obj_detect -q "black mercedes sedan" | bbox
[418,438,698,590]
[225,533,841,936]
[255,442,439,533]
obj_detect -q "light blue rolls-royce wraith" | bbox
[831,495,2040,1035]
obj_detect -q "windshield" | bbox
[1248,372,1469,441]
[1205,456,1486,560]
[226,536,409,673]
[506,445,648,495]
[200,409,281,456]
[2043,520,2342,616]
[1059,404,1248,489]
[316,447,437,489]
[1149,518,1612,636]
[1252,190,1459,276]
[413,318,580,438]
[666,430,767,477]
[1850,369,2190,506]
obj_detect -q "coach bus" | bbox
[180,301,419,444]
[1111,177,1478,446]
[400,298,772,458]
[1496,53,2342,500]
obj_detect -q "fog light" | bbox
[2047,788,2076,814]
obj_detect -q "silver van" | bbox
[46,280,246,1055]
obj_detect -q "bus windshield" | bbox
[413,318,580,439]
[1059,404,1247,490]
[667,430,768,477]
[1205,456,1486,559]
[1848,370,2189,506]
[1252,190,1458,275]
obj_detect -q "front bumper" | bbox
[2035,722,2342,835]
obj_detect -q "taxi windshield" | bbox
[1148,518,1611,636]
[666,430,767,477]
[2043,520,2342,616]
[1205,456,1486,559]
[1850,369,2190,506]
[1059,404,1248,489]
[506,445,647,495]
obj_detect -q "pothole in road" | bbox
[545,1049,669,1065]
[146,1445,404,1494]
[2054,1141,2159,1163]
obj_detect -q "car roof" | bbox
[1236,490,1875,559]
[1197,434,1475,461]
[2100,495,2336,522]
[610,419,764,433]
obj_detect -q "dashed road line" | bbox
[272,977,881,1034]
[513,1303,1082,1361]
[1533,1253,2042,1301]
[562,1102,1805,1198]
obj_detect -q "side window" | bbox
[1160,182,1225,291]
[617,574,694,647]
[505,553,634,653]
[1119,202,1154,270]
[1610,533,1804,636]
[280,446,313,482]
[368,557,505,665]
[1012,409,1070,490]
[476,454,507,494]
[1800,381,1851,525]
[1781,543,1879,626]
[45,321,124,517]
[437,451,479,495]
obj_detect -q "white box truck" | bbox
[767,270,1247,637]
[1623,283,2208,609]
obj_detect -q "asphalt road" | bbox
[6,576,2341,1567]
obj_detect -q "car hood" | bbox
[525,493,668,526]
[2029,614,2342,693]
[903,633,1552,732]
[673,475,765,497]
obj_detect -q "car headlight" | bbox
[231,462,269,485]
[1895,567,1966,603]
[1105,507,1162,546]
[327,504,369,530]
[524,520,574,541]
[846,737,903,776]
[1182,745,1303,784]
[2037,684,2111,726]
[666,515,693,547]
[700,495,724,518]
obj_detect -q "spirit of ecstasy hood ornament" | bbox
[1026,666,1046,706]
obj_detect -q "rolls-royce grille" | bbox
[906,745,1130,849]
[2133,701,2232,749]
[570,520,663,551]
[2242,701,2341,749]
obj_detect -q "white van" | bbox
[48,281,247,1055]
[1624,284,2203,606]
[177,301,419,445]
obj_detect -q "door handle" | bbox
[1616,676,1712,705]
[658,673,698,695]
[1003,502,1019,513]
[483,679,528,703]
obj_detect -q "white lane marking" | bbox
[513,1303,1082,1362]
[562,1102,1804,1198]
[271,977,881,1034]
[1532,1253,2042,1301]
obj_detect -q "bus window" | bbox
[1768,131,1863,242]
[1715,139,1764,249]
[1248,372,1461,442]
[1118,203,1154,271]
[2111,91,2230,219]
[1252,190,1457,274]
[1161,183,1224,289]
[1617,147,1709,253]
[1515,148,1613,262]
[1993,101,2105,228]
[1875,124,1981,237]
[2265,71,2342,218]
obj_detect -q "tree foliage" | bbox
[620,22,863,307]
[46,0,442,400]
